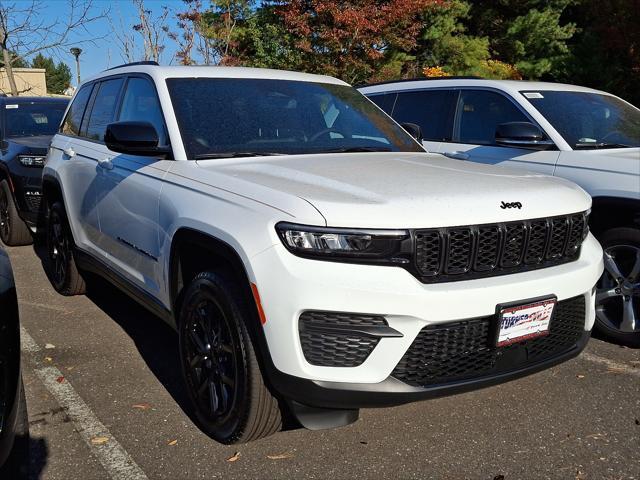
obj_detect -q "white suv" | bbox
[43,64,603,444]
[360,79,640,346]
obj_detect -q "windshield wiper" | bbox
[574,142,633,149]
[319,147,393,153]
[194,151,286,159]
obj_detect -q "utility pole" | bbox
[70,47,82,86]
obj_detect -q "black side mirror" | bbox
[400,122,423,142]
[105,121,170,157]
[495,122,554,151]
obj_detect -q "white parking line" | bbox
[581,351,640,378]
[20,326,148,480]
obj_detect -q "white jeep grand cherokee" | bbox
[43,63,603,444]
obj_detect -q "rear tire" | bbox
[45,202,86,296]
[595,227,640,347]
[178,271,282,444]
[0,180,32,247]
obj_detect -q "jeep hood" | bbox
[195,152,591,228]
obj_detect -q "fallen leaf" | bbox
[66,366,75,371]
[45,344,55,349]
[55,376,65,383]
[359,441,368,445]
[576,374,585,379]
[91,436,109,445]
[132,403,151,410]
[493,475,505,480]
[227,452,241,462]
[635,418,639,426]
[267,451,294,460]
[167,439,178,446]
[44,357,53,362]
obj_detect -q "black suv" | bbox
[0,96,68,246]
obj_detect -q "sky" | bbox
[25,0,187,85]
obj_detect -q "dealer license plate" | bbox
[496,298,556,347]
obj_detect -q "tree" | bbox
[31,53,72,94]
[562,0,640,106]
[466,0,577,79]
[0,0,106,96]
[275,0,439,85]
[413,0,521,79]
[132,0,170,63]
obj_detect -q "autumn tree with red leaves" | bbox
[276,0,441,84]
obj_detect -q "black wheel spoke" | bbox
[182,292,238,422]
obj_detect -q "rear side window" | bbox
[118,77,167,145]
[61,85,93,136]
[455,90,529,145]
[392,90,456,141]
[367,93,396,115]
[85,78,124,142]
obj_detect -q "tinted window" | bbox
[455,90,529,145]
[118,77,167,145]
[166,78,422,159]
[62,85,93,136]
[392,90,456,141]
[367,93,396,114]
[522,90,640,148]
[85,78,124,142]
[5,101,67,137]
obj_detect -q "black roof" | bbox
[104,60,159,71]
[358,76,482,89]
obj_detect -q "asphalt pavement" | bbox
[5,243,640,480]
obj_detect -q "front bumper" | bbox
[251,233,603,385]
[269,329,590,409]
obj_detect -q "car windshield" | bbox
[521,90,640,149]
[166,78,423,159]
[5,102,67,138]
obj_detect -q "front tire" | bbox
[45,202,86,296]
[178,271,282,444]
[0,180,32,247]
[595,227,640,347]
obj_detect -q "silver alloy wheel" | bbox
[596,245,640,333]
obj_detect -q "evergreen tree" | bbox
[31,53,72,94]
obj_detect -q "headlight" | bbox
[18,155,46,167]
[276,222,410,264]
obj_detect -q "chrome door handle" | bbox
[443,151,470,161]
[63,147,76,158]
[98,157,113,170]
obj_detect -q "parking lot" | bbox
[7,243,639,480]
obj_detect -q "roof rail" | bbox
[104,61,159,71]
[358,76,483,88]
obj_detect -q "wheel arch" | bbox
[168,228,257,322]
[590,196,640,238]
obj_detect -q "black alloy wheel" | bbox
[178,271,281,444]
[45,202,85,296]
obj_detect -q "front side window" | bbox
[5,101,67,138]
[166,78,423,159]
[522,90,640,149]
[455,90,530,145]
[85,78,124,142]
[118,77,168,145]
[367,93,396,115]
[392,90,456,142]
[62,84,93,136]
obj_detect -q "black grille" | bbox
[299,311,386,367]
[414,212,587,283]
[392,295,585,387]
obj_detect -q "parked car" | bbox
[0,246,28,476]
[0,96,69,246]
[43,63,602,444]
[360,79,640,346]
